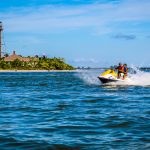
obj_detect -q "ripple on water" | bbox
[0,72,150,150]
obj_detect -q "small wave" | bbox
[76,70,102,85]
[128,70,150,86]
[103,121,132,129]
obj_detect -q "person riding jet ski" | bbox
[115,63,124,79]
[98,63,130,84]
[123,64,128,79]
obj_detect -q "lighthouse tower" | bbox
[0,21,3,58]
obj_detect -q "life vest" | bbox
[117,66,124,72]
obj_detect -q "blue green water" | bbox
[0,70,150,150]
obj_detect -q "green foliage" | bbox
[0,57,75,70]
[10,59,22,69]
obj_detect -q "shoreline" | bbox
[0,69,78,72]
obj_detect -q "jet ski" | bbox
[98,69,129,84]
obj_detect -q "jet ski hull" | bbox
[98,76,118,84]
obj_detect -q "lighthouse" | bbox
[0,21,3,58]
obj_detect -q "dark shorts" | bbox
[118,71,123,74]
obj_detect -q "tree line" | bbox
[0,57,74,70]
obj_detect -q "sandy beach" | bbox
[0,69,77,72]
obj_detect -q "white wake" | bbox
[77,68,150,86]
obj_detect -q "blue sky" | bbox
[0,0,150,67]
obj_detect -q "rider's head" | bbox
[119,62,122,66]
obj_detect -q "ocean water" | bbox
[0,69,150,150]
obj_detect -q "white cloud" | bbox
[73,58,98,63]
[70,57,112,67]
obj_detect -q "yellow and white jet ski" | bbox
[98,69,129,84]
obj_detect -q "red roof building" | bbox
[4,51,38,62]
